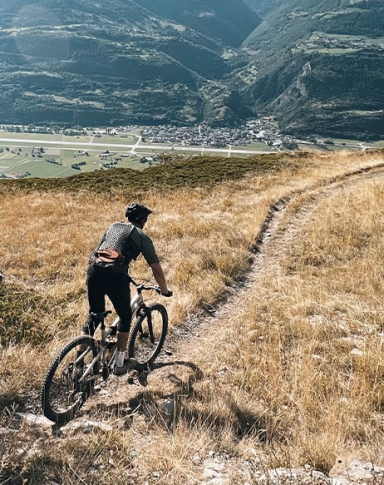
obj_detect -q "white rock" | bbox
[330,454,375,483]
[330,477,351,485]
[203,459,225,479]
[16,412,54,427]
[350,347,364,356]
[60,418,113,434]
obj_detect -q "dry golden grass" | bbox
[1,149,384,483]
[199,174,384,471]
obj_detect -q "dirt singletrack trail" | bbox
[164,164,384,364]
[82,163,384,420]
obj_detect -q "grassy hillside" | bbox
[137,0,261,47]
[1,149,384,482]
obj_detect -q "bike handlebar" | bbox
[130,277,172,297]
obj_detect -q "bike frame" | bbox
[75,278,158,383]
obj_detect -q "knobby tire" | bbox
[41,335,99,424]
[128,303,168,371]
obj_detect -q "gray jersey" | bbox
[98,222,134,255]
[90,222,159,273]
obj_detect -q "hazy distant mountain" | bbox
[243,0,285,17]
[136,0,260,47]
[0,0,260,127]
[0,0,383,139]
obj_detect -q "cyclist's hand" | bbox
[162,290,173,297]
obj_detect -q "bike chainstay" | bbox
[77,337,115,384]
[97,337,118,379]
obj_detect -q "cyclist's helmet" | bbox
[125,202,153,223]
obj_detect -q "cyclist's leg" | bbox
[77,266,106,357]
[83,265,107,336]
[107,273,132,368]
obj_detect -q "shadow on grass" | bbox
[78,360,203,428]
[153,360,267,441]
[57,359,266,442]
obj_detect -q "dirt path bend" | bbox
[82,163,384,418]
[165,164,384,357]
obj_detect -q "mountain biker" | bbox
[82,202,172,375]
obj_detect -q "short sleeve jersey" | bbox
[90,222,159,273]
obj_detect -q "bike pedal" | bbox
[127,370,148,387]
[127,369,138,385]
[137,372,148,387]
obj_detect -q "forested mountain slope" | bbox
[236,0,384,139]
[0,0,259,127]
[0,0,383,139]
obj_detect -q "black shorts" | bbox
[83,265,132,334]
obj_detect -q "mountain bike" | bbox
[41,277,169,424]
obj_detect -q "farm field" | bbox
[0,130,155,178]
[1,128,382,178]
[0,147,149,178]
[0,129,275,178]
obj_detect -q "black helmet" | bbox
[125,202,153,223]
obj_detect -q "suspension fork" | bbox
[134,304,154,343]
[142,306,155,343]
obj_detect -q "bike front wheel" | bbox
[128,303,168,371]
[41,336,100,424]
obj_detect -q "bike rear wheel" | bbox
[42,336,100,424]
[128,303,168,371]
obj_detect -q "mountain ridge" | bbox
[0,0,383,139]
[236,0,384,139]
[0,0,260,127]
